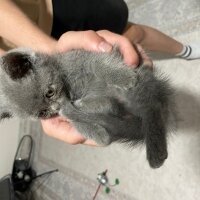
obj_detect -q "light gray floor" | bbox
[20,1,200,200]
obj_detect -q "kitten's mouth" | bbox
[38,103,61,119]
[38,111,59,119]
[48,113,59,118]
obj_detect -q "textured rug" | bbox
[19,0,200,200]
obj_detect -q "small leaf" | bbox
[105,187,110,194]
[115,178,120,185]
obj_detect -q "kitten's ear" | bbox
[2,52,33,80]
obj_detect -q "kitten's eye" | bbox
[45,87,55,98]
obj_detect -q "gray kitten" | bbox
[0,47,175,168]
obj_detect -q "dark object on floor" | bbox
[12,135,59,193]
[0,135,58,200]
[0,176,15,200]
[12,135,35,192]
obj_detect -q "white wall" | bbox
[0,119,20,178]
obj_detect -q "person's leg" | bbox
[123,22,200,60]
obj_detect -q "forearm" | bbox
[0,48,5,55]
[0,0,56,52]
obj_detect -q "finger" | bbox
[97,30,139,67]
[83,139,99,146]
[120,39,140,67]
[135,44,153,68]
[57,30,112,53]
[41,117,87,144]
[41,117,99,146]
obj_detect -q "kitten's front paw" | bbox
[73,99,83,108]
[147,145,168,168]
[73,122,112,146]
[94,132,112,146]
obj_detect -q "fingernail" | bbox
[124,58,138,68]
[130,64,137,68]
[98,41,112,52]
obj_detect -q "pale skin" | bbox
[0,1,184,56]
[0,0,183,145]
[123,22,183,55]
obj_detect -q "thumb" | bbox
[57,30,113,53]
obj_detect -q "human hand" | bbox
[56,30,140,66]
[0,48,5,56]
[42,116,98,145]
[41,30,141,145]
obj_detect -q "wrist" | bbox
[35,38,57,54]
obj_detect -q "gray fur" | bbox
[0,47,176,168]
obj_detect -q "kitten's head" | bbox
[0,48,65,119]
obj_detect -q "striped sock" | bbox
[176,45,192,59]
[176,43,200,60]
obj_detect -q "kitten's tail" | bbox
[128,65,176,168]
